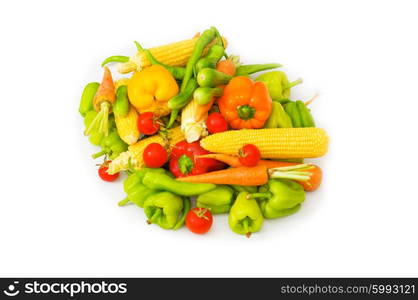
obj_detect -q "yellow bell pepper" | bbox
[127,65,179,116]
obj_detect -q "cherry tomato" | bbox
[143,143,168,168]
[238,144,261,167]
[206,112,228,134]
[98,162,119,182]
[137,112,160,135]
[185,207,213,234]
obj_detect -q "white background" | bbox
[1,0,417,277]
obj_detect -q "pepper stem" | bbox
[247,192,271,200]
[118,197,130,207]
[149,208,162,224]
[237,105,256,120]
[284,78,303,90]
[241,217,252,238]
[92,149,107,159]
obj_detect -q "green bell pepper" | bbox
[143,191,186,230]
[196,186,234,214]
[92,128,128,160]
[264,101,293,128]
[256,71,302,103]
[118,168,165,207]
[248,179,305,219]
[228,192,264,238]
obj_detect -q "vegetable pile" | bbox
[79,27,329,237]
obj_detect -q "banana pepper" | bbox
[127,65,179,116]
[228,192,264,238]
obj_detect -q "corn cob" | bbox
[118,34,228,74]
[200,128,329,159]
[107,126,184,174]
[115,106,140,145]
[181,98,209,143]
[114,78,130,90]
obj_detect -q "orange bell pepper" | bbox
[218,76,272,129]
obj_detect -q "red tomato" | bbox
[206,112,228,134]
[137,112,160,135]
[185,207,213,234]
[238,144,261,167]
[143,143,168,168]
[98,163,119,182]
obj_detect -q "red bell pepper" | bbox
[169,140,226,178]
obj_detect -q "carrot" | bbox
[93,66,116,112]
[216,57,238,76]
[177,165,269,186]
[198,153,242,167]
[85,67,116,137]
[297,165,322,191]
[198,153,322,191]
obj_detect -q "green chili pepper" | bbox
[181,27,218,91]
[113,85,130,117]
[256,71,302,102]
[264,101,293,128]
[248,179,305,219]
[193,87,223,105]
[131,41,186,80]
[197,68,232,87]
[79,82,99,117]
[195,44,225,73]
[101,55,130,67]
[142,170,216,196]
[228,192,264,238]
[144,191,184,229]
[168,78,198,110]
[284,100,315,128]
[196,186,234,214]
[284,101,302,127]
[173,197,191,230]
[295,100,316,127]
[235,63,282,76]
[167,78,198,127]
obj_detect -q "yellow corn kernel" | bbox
[200,128,329,159]
[115,106,140,145]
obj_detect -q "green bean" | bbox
[235,63,282,76]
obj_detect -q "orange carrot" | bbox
[93,66,116,112]
[298,165,322,191]
[85,67,116,137]
[198,153,322,191]
[177,165,269,186]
